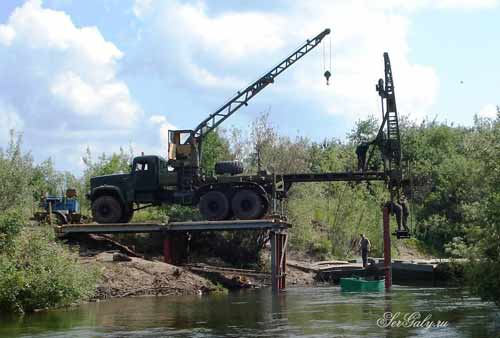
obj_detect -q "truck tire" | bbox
[231,189,265,220]
[214,161,244,175]
[92,195,123,224]
[199,190,230,221]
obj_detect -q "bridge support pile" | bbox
[383,205,392,289]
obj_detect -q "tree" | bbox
[348,115,379,144]
[200,130,232,174]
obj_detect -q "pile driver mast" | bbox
[367,52,403,199]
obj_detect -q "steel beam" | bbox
[57,219,290,235]
[57,223,164,234]
[166,219,290,232]
[283,171,385,184]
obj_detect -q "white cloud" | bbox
[149,115,167,124]
[0,25,15,45]
[367,0,497,11]
[132,0,450,122]
[0,0,179,172]
[0,0,140,130]
[149,115,177,151]
[479,103,498,118]
[136,0,286,61]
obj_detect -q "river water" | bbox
[0,286,498,338]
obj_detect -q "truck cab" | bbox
[88,155,176,223]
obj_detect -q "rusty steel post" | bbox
[270,231,277,293]
[277,233,283,290]
[383,205,392,289]
[271,231,287,293]
[281,234,286,289]
[163,235,172,264]
[278,233,288,290]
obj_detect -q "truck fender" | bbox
[90,186,126,205]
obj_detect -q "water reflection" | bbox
[0,286,498,338]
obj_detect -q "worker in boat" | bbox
[356,140,374,171]
[359,234,371,268]
[364,260,382,280]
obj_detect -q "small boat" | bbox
[340,277,385,292]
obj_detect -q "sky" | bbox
[0,0,498,174]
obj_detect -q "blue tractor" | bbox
[34,189,83,225]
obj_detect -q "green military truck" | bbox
[88,150,387,223]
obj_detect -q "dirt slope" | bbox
[80,253,217,300]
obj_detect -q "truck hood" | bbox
[90,173,130,189]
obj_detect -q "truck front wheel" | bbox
[92,195,123,223]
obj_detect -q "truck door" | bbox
[133,157,158,194]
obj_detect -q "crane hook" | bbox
[324,70,331,85]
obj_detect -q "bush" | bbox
[0,227,100,313]
[0,210,24,252]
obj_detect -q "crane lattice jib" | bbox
[186,28,331,144]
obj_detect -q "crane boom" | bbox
[186,28,331,144]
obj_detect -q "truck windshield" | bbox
[135,162,149,171]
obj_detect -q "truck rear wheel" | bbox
[92,195,123,224]
[199,191,230,221]
[231,189,265,220]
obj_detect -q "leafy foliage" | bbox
[0,133,100,313]
[0,227,99,313]
[200,131,233,174]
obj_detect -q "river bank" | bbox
[80,253,217,299]
[80,251,316,301]
[73,233,440,302]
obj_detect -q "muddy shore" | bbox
[79,251,315,301]
[73,233,430,301]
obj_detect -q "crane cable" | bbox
[323,34,332,85]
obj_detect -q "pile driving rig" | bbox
[88,29,406,227]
